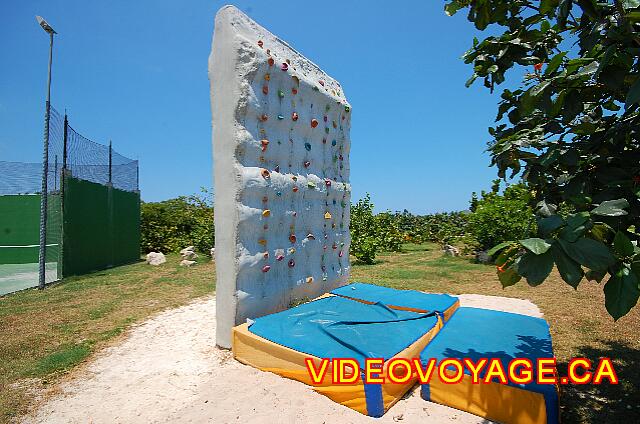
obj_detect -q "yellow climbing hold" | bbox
[262,209,271,217]
[324,212,332,219]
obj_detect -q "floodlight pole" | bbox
[38,20,56,290]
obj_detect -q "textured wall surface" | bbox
[210,6,352,348]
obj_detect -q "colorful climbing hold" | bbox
[264,73,270,81]
[306,276,314,284]
[276,191,282,196]
[257,40,263,48]
[262,196,268,203]
[260,114,268,122]
[262,85,269,95]
[304,160,311,168]
[262,209,271,217]
[344,105,350,112]
[331,140,337,146]
[307,181,316,188]
[263,252,270,259]
[258,238,267,245]
[311,119,319,128]
[278,90,285,98]
[325,179,331,187]
[304,142,311,151]
[293,186,299,192]
[276,254,284,261]
[268,57,274,66]
[292,112,299,121]
[324,212,332,219]
[288,259,295,268]
[260,169,270,179]
[260,139,269,151]
[262,265,271,272]
[281,62,289,71]
[319,80,325,86]
[338,251,344,258]
[274,165,280,173]
[289,234,297,243]
[307,233,316,240]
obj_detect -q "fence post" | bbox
[62,114,68,171]
[38,100,51,290]
[108,140,113,185]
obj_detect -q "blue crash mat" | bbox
[248,295,440,367]
[332,282,458,313]
[420,307,558,424]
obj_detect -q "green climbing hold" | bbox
[307,181,316,188]
[278,90,285,98]
[344,105,350,112]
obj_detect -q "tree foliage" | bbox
[350,194,404,264]
[447,0,640,319]
[467,181,537,250]
[140,189,214,254]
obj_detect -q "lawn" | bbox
[1,244,638,423]
[0,255,214,422]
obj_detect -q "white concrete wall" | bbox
[209,5,352,348]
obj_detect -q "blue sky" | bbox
[1,1,513,214]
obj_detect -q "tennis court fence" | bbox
[0,105,140,295]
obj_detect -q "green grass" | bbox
[1,244,639,423]
[0,254,214,422]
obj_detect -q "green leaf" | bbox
[585,269,607,283]
[517,251,554,286]
[536,200,557,217]
[604,266,640,321]
[559,237,616,271]
[622,0,640,10]
[613,231,635,257]
[498,265,522,288]
[591,199,630,216]
[544,52,566,76]
[625,76,640,108]
[487,241,514,256]
[530,80,551,98]
[465,73,478,88]
[552,243,584,288]
[520,238,552,255]
[540,0,559,14]
[538,215,565,236]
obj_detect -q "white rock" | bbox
[179,246,195,255]
[210,248,215,261]
[181,251,198,260]
[180,260,197,267]
[443,244,460,257]
[146,252,166,266]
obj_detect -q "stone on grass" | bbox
[443,244,460,257]
[180,260,197,267]
[146,252,166,266]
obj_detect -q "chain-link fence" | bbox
[0,105,139,295]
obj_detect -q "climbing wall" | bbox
[209,6,351,348]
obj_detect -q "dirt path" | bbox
[25,295,541,424]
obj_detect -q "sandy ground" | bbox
[25,294,541,424]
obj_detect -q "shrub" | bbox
[349,194,379,264]
[140,189,214,254]
[467,181,535,251]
